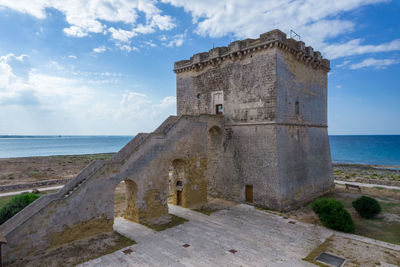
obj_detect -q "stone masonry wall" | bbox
[175,29,332,210]
[176,48,277,124]
[274,48,333,210]
[1,115,223,263]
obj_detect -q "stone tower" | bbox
[174,29,333,210]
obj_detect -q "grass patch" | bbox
[324,192,400,245]
[57,153,115,165]
[374,186,385,190]
[142,214,188,231]
[0,195,14,209]
[192,206,219,216]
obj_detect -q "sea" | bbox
[0,135,399,167]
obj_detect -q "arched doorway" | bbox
[113,179,139,222]
[168,156,208,208]
[169,159,185,206]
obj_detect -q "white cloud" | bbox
[322,39,400,59]
[93,46,107,53]
[163,33,186,47]
[336,60,350,68]
[118,44,139,52]
[68,55,77,59]
[349,58,400,69]
[0,0,175,42]
[48,60,64,70]
[0,53,92,109]
[0,53,176,135]
[162,0,396,59]
[108,27,137,42]
[157,96,176,109]
[162,0,385,39]
[144,41,156,47]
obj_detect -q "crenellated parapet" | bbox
[174,29,330,73]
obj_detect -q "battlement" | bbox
[174,29,330,73]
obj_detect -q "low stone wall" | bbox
[0,179,71,192]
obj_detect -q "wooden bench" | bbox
[345,183,361,192]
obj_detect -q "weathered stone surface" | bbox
[175,29,333,210]
[0,29,333,262]
[1,115,222,263]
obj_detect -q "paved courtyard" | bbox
[79,204,332,266]
[79,204,400,267]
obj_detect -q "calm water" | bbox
[0,135,399,167]
[0,136,133,158]
[329,135,400,167]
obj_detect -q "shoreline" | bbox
[0,153,399,188]
[0,153,398,169]
[333,162,400,171]
[0,152,116,160]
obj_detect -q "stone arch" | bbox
[169,159,185,206]
[113,179,140,222]
[168,157,207,208]
[124,179,139,221]
[207,126,223,195]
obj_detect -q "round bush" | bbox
[312,198,355,233]
[352,196,381,219]
[0,193,40,225]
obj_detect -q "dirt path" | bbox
[335,180,400,190]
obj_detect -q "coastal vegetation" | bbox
[352,196,381,219]
[0,193,40,224]
[286,185,400,245]
[312,198,355,233]
[0,153,115,186]
[333,164,400,186]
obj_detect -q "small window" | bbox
[197,93,201,99]
[176,181,182,186]
[216,104,223,115]
[295,101,299,115]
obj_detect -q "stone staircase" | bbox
[0,114,222,263]
[0,116,180,237]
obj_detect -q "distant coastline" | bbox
[0,135,399,167]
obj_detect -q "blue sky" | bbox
[0,0,399,135]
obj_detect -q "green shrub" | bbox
[312,198,355,233]
[0,193,40,225]
[352,196,381,219]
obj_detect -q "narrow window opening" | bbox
[216,104,223,115]
[176,181,182,187]
[295,101,299,115]
[197,93,201,99]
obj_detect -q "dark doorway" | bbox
[177,190,182,206]
[216,104,223,115]
[245,185,253,203]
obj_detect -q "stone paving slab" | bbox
[79,204,334,267]
[79,203,400,266]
